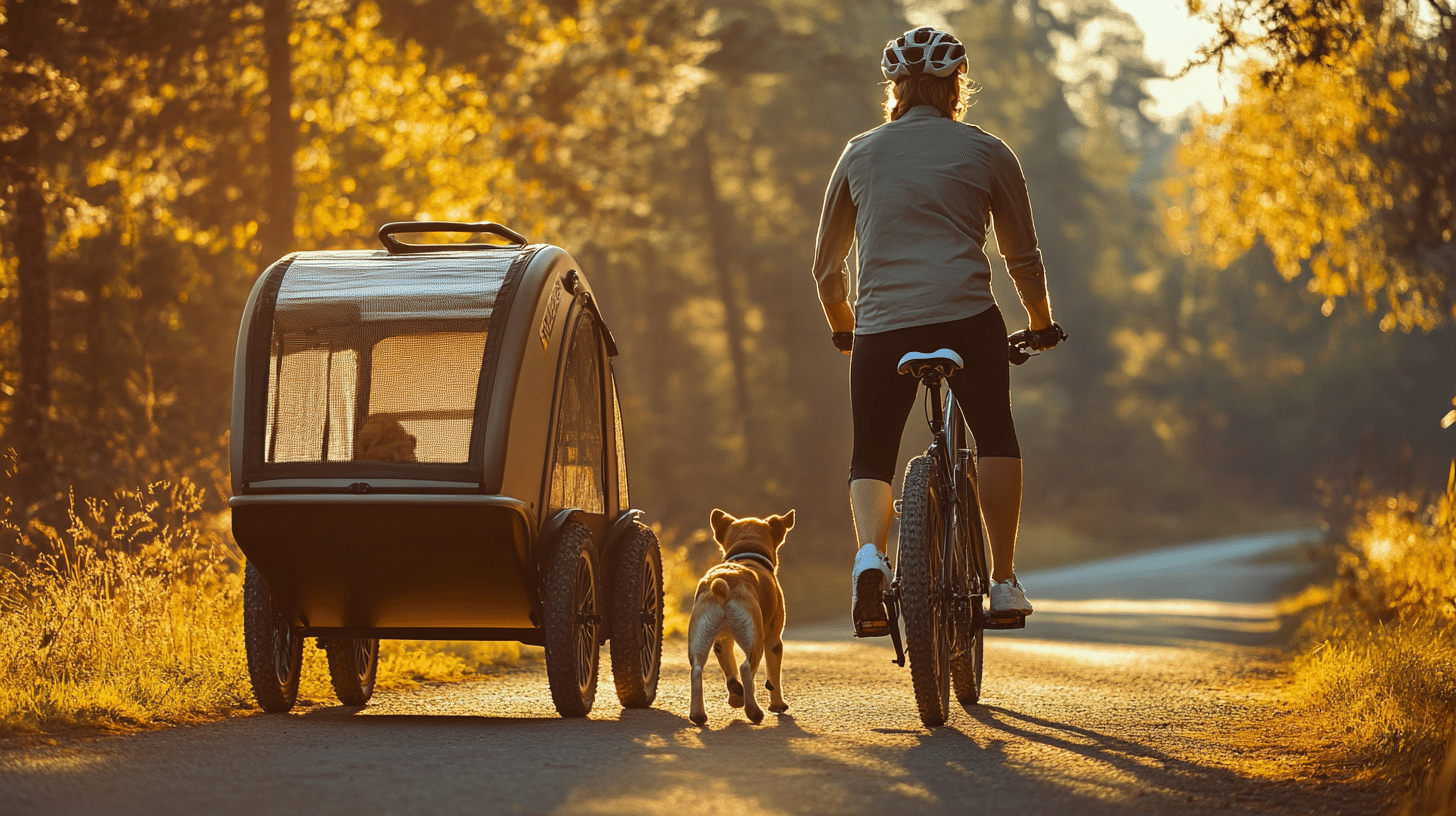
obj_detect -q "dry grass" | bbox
[1290,466,1456,811]
[0,480,720,736]
[0,481,251,734]
[658,527,699,639]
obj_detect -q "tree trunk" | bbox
[632,245,690,521]
[259,0,297,269]
[691,123,759,473]
[9,0,57,515]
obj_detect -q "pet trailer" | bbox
[228,221,663,718]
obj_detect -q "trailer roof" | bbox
[275,249,522,329]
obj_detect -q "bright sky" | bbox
[1110,0,1234,120]
[906,1,1237,122]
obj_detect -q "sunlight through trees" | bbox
[1,0,1451,565]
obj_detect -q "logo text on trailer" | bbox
[540,276,564,353]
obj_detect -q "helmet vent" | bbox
[881,26,968,80]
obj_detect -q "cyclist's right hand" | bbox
[1008,324,1067,364]
[1025,323,1067,351]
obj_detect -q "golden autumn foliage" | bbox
[291,2,531,243]
[1178,0,1455,332]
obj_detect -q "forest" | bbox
[2,0,1453,575]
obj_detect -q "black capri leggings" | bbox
[849,305,1019,484]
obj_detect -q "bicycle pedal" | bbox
[984,613,1027,630]
[853,620,893,638]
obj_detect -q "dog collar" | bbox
[725,552,775,573]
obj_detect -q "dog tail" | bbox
[710,577,730,601]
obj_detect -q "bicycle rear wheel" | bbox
[948,402,986,706]
[898,454,952,727]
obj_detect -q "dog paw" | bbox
[746,705,764,725]
[765,679,775,692]
[726,678,744,708]
[769,701,788,714]
[689,710,707,727]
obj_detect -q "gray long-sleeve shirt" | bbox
[811,105,1048,335]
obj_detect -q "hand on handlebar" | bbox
[1008,323,1067,365]
[832,331,854,354]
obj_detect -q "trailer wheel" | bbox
[323,637,379,706]
[243,562,303,713]
[609,522,663,708]
[544,521,601,717]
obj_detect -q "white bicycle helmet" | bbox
[881,26,967,81]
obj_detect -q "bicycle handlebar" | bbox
[1008,323,1068,365]
[832,323,1068,362]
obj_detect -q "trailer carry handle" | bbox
[377,221,529,254]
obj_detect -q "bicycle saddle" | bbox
[896,349,964,379]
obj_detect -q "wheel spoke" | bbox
[643,559,660,679]
[272,620,292,685]
[574,554,596,691]
[354,639,370,680]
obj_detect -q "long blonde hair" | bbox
[883,72,979,122]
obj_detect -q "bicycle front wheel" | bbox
[898,453,952,727]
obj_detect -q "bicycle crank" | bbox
[883,585,906,667]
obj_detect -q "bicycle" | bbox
[880,327,1060,727]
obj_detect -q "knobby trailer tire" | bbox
[323,637,380,706]
[544,521,602,718]
[609,522,664,709]
[243,562,303,714]
[899,454,953,727]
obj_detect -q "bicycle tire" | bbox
[898,453,952,727]
[948,405,985,706]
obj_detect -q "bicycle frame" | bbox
[886,336,1050,723]
[884,372,991,671]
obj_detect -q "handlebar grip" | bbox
[1007,324,1067,364]
[377,221,528,254]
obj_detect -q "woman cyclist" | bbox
[810,26,1066,636]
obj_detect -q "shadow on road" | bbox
[0,533,1383,816]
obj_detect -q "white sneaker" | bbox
[851,544,893,637]
[989,577,1033,616]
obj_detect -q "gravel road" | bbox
[0,531,1384,815]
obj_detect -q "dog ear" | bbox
[710,509,735,545]
[768,510,795,546]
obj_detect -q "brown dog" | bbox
[687,509,794,726]
[354,414,417,462]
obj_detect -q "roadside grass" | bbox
[0,481,252,735]
[0,479,697,737]
[658,526,700,639]
[1288,466,1456,811]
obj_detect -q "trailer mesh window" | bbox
[612,374,629,510]
[262,251,510,466]
[548,316,606,514]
